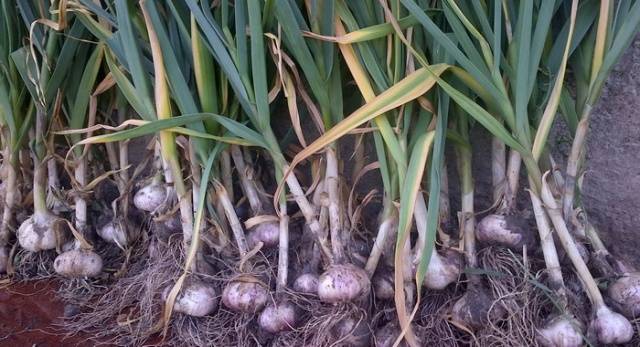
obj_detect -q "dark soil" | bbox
[0,280,98,347]
[569,35,640,270]
[462,34,640,270]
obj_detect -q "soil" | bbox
[0,280,98,347]
[552,34,640,270]
[463,34,640,270]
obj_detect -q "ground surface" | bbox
[0,281,94,347]
[577,35,640,269]
[469,35,640,270]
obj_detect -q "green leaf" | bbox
[416,92,448,290]
[186,0,254,117]
[288,65,449,170]
[0,75,16,136]
[547,0,599,72]
[116,0,152,106]
[400,0,504,104]
[442,0,493,72]
[76,113,263,148]
[79,0,116,25]
[69,45,104,129]
[68,44,104,154]
[143,1,199,116]
[512,0,533,143]
[247,0,271,131]
[590,0,640,103]
[532,0,578,161]
[527,1,557,97]
[336,2,390,91]
[559,87,578,133]
[274,0,330,114]
[191,15,219,132]
[105,51,155,121]
[45,21,87,102]
[10,47,40,108]
[436,67,526,154]
[142,1,210,161]
[324,11,420,44]
[393,130,435,344]
[491,0,501,73]
[235,0,249,83]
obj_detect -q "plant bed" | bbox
[1,1,640,346]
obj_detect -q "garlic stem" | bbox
[282,163,333,264]
[74,156,88,235]
[33,111,48,215]
[563,106,590,221]
[499,149,521,213]
[215,182,248,256]
[458,143,476,271]
[491,135,507,205]
[277,201,289,291]
[326,147,345,263]
[220,148,234,201]
[541,173,604,308]
[364,205,395,276]
[0,152,17,246]
[438,161,452,246]
[528,189,566,306]
[231,145,263,214]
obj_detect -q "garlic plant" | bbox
[0,2,32,272]
[14,0,65,254]
[0,1,638,346]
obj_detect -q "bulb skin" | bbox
[293,273,319,295]
[537,315,584,347]
[222,277,268,313]
[318,264,371,303]
[163,280,218,317]
[422,250,461,290]
[332,314,370,347]
[97,221,128,247]
[247,221,279,248]
[589,306,633,344]
[54,249,103,278]
[476,214,535,250]
[18,212,57,252]
[451,286,505,329]
[373,272,394,300]
[258,301,297,333]
[608,273,640,318]
[133,184,167,212]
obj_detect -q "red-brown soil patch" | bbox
[0,280,99,347]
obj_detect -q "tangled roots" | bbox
[11,248,57,280]
[56,241,143,307]
[167,308,260,347]
[411,246,599,346]
[473,247,557,346]
[169,290,306,346]
[413,246,555,346]
[55,231,637,346]
[628,318,640,346]
[416,289,461,346]
[60,217,293,347]
[61,235,183,346]
[274,302,370,346]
